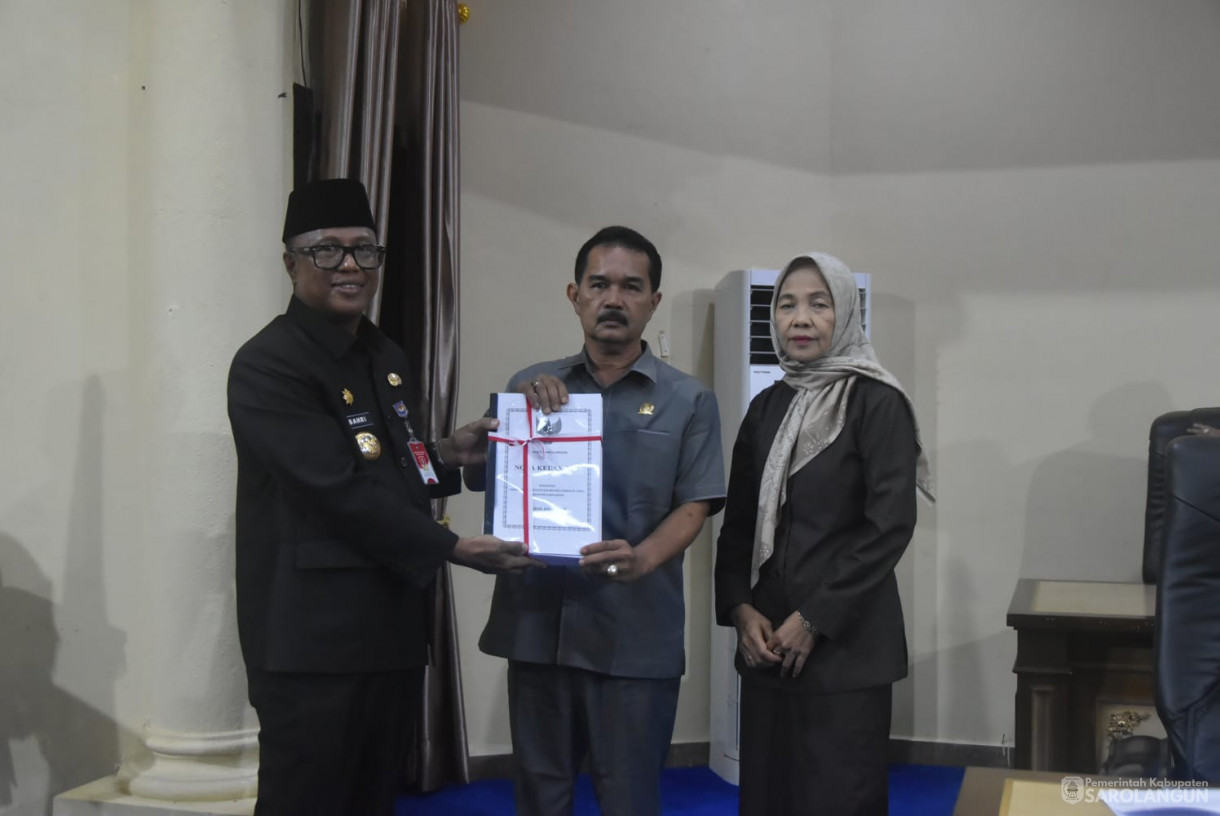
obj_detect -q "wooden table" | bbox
[953,767,1118,816]
[1007,578,1156,772]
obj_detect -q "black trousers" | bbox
[246,667,423,816]
[738,678,892,816]
[507,661,681,816]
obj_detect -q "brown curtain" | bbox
[308,0,400,320]
[306,0,468,792]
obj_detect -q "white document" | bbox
[484,392,603,564]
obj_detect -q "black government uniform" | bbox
[715,377,918,816]
[227,295,461,816]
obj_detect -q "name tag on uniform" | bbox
[346,412,374,430]
[409,441,439,485]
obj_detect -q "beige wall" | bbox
[1,7,141,810]
[451,0,1220,756]
[0,1,294,813]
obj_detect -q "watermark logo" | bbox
[1061,776,1085,804]
[1060,777,1212,805]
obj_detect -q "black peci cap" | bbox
[282,178,376,242]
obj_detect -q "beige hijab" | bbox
[750,252,934,588]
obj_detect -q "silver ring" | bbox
[531,378,542,390]
[606,564,619,577]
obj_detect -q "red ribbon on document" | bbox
[487,403,601,546]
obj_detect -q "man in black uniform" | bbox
[227,178,536,816]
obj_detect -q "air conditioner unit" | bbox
[708,266,871,784]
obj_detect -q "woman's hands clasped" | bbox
[732,604,817,678]
[731,604,781,672]
[766,611,817,678]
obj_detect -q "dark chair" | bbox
[1100,735,1170,778]
[1143,408,1220,584]
[1153,433,1220,782]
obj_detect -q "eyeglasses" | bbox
[291,244,387,270]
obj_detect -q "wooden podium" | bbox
[1007,579,1156,772]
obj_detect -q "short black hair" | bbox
[574,226,662,292]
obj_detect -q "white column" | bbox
[111,0,291,803]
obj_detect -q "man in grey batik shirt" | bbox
[466,226,726,816]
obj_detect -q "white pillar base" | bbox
[112,726,259,803]
[53,776,253,816]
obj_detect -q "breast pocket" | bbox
[627,428,681,531]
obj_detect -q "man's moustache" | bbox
[597,312,627,325]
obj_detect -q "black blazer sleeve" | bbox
[714,395,763,626]
[798,383,917,640]
[228,346,458,578]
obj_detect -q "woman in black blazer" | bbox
[714,252,933,816]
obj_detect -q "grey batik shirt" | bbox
[478,343,726,679]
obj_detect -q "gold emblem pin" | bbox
[342,388,354,406]
[387,372,402,386]
[638,402,655,416]
[355,432,381,460]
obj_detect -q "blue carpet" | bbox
[396,763,965,815]
[888,764,967,815]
